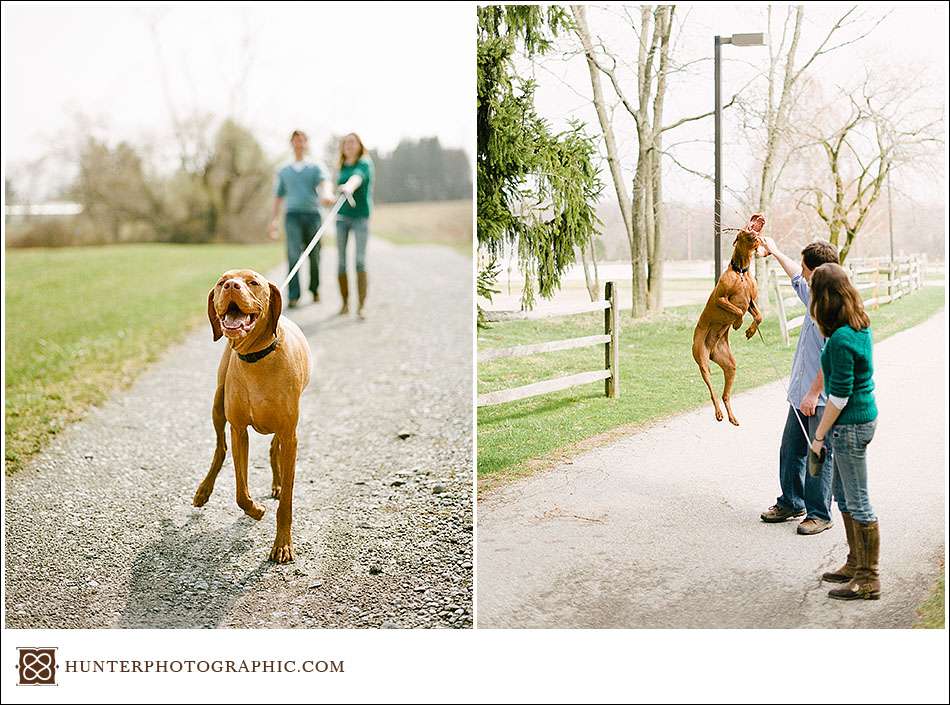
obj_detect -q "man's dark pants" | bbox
[776,406,834,521]
[284,210,322,302]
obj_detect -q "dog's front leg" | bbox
[716,296,744,329]
[232,425,265,520]
[269,430,297,563]
[193,385,227,507]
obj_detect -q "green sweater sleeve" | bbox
[827,336,855,398]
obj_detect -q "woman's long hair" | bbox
[809,263,870,337]
[339,132,366,168]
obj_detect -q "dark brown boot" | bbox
[337,273,349,315]
[828,519,880,600]
[356,271,368,319]
[822,512,857,583]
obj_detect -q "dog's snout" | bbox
[222,278,244,291]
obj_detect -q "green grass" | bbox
[477,285,945,480]
[915,570,945,629]
[4,242,284,474]
[371,200,472,254]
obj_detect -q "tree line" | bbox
[8,126,471,248]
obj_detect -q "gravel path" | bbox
[478,313,946,628]
[5,238,473,629]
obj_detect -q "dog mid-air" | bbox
[692,214,766,426]
[192,269,311,563]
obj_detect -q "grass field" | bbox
[4,243,284,474]
[915,569,945,629]
[372,199,472,253]
[477,285,945,481]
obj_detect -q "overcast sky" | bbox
[2,2,474,193]
[525,2,948,210]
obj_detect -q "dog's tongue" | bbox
[223,310,250,328]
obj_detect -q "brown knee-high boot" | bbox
[338,273,349,315]
[357,271,368,319]
[828,519,880,600]
[822,512,857,583]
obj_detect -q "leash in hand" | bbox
[754,325,827,476]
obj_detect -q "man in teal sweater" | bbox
[268,130,332,307]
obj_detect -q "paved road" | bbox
[478,313,946,628]
[5,238,473,628]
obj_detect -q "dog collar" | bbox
[730,261,750,275]
[237,337,279,363]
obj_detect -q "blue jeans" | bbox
[284,211,322,301]
[831,420,877,524]
[336,215,369,274]
[776,406,834,521]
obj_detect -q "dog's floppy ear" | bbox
[266,282,282,340]
[207,289,223,341]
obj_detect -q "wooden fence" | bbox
[478,281,620,407]
[770,254,924,346]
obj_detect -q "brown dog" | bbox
[192,269,312,563]
[691,214,765,426]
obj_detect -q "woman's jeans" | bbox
[336,215,370,274]
[776,406,834,521]
[284,210,322,301]
[830,419,878,524]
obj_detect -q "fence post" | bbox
[604,281,619,398]
[771,268,789,347]
[888,261,895,301]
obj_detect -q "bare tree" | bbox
[742,5,886,307]
[578,239,601,301]
[572,5,738,317]
[800,77,943,261]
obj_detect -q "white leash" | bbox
[754,327,811,445]
[280,191,354,292]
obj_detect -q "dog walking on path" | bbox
[193,269,312,563]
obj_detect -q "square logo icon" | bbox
[17,647,57,686]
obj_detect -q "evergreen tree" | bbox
[477,5,602,310]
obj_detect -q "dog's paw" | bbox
[241,502,265,521]
[715,408,724,422]
[732,318,742,330]
[729,416,740,426]
[271,485,281,499]
[193,483,213,507]
[269,540,295,564]
[745,326,756,340]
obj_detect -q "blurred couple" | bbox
[268,130,374,318]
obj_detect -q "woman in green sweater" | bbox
[809,263,880,601]
[323,133,374,319]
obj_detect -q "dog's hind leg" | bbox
[269,436,282,499]
[711,338,740,426]
[693,328,724,422]
[193,384,228,507]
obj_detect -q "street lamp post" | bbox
[713,32,765,283]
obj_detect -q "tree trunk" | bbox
[579,240,600,302]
